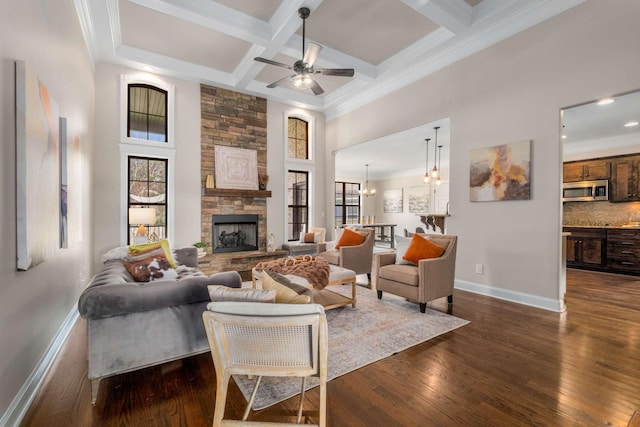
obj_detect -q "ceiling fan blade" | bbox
[303,42,322,66]
[315,67,355,77]
[266,75,295,88]
[310,80,324,96]
[254,57,292,70]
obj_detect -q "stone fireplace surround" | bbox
[200,85,269,255]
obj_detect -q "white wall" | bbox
[326,0,640,311]
[93,63,202,267]
[267,101,326,246]
[0,0,95,421]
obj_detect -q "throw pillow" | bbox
[335,228,366,249]
[122,250,178,282]
[394,235,413,265]
[261,270,312,304]
[402,234,445,265]
[207,285,276,303]
[303,232,316,243]
[129,239,177,268]
[101,245,130,263]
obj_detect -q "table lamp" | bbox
[129,207,157,244]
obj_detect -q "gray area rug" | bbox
[233,284,469,410]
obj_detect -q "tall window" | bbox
[128,84,167,142]
[288,118,308,159]
[335,182,361,228]
[128,156,167,244]
[288,170,308,241]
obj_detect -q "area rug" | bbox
[233,285,469,410]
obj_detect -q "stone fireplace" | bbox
[200,85,268,253]
[212,214,258,253]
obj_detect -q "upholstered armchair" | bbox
[374,234,457,313]
[317,228,375,277]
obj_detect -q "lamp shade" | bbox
[129,207,157,225]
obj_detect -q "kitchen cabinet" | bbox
[610,155,640,202]
[564,228,606,268]
[607,229,640,272]
[563,159,611,182]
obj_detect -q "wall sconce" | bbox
[129,207,157,244]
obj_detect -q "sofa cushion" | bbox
[402,234,444,265]
[208,285,276,303]
[262,270,312,304]
[335,227,366,249]
[379,264,420,287]
[122,250,178,282]
[128,239,177,268]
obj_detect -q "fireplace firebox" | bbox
[212,214,259,253]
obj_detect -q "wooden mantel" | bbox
[419,214,449,234]
[204,188,271,198]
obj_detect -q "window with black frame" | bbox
[287,170,308,241]
[128,84,168,142]
[335,181,361,228]
[128,156,167,244]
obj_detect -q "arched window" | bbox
[127,84,167,142]
[288,117,308,160]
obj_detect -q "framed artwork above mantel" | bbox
[214,145,259,190]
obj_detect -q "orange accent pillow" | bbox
[335,228,366,249]
[402,234,444,265]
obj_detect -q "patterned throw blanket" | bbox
[255,256,331,290]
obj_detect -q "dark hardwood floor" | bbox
[21,269,640,426]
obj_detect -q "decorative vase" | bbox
[266,232,276,252]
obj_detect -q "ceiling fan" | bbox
[254,7,355,96]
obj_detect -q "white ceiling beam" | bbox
[403,0,472,34]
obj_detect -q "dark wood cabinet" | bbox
[607,229,640,272]
[564,228,606,268]
[610,155,640,202]
[563,160,610,182]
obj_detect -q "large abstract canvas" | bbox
[469,140,531,202]
[408,186,430,213]
[383,189,403,213]
[16,61,60,270]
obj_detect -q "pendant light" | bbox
[360,164,376,197]
[423,138,431,184]
[436,145,443,186]
[430,126,441,181]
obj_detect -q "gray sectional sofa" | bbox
[78,246,241,403]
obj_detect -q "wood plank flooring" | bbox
[20,269,640,426]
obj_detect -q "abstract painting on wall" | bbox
[383,188,403,213]
[408,186,430,213]
[469,140,531,202]
[16,60,60,270]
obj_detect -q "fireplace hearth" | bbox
[212,214,259,253]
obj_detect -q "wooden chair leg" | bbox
[447,294,453,304]
[377,290,382,299]
[213,373,230,427]
[420,303,426,313]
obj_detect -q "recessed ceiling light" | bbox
[597,98,615,105]
[143,65,154,72]
[624,121,639,127]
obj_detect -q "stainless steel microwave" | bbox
[562,179,609,202]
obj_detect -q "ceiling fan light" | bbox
[292,73,313,89]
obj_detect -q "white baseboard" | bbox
[0,307,79,427]
[455,279,565,312]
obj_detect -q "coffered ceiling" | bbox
[75,0,586,120]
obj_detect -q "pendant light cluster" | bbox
[360,163,376,197]
[423,126,442,185]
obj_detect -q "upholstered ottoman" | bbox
[252,264,357,310]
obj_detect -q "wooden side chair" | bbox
[202,302,328,426]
